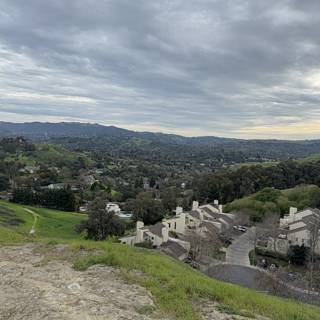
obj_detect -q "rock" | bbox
[0,244,163,320]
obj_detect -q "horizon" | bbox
[1,1,320,139]
[2,120,320,142]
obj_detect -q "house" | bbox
[163,206,186,234]
[106,202,121,214]
[160,238,191,261]
[186,201,235,234]
[120,221,190,261]
[120,221,169,247]
[120,200,234,248]
[46,183,66,190]
[19,166,40,174]
[257,207,320,256]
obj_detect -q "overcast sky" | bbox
[1,1,320,139]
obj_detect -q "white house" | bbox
[257,207,320,256]
[162,206,186,234]
[120,221,169,247]
[106,202,121,214]
[120,200,234,247]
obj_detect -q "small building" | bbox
[106,203,121,214]
[19,166,40,174]
[46,183,66,190]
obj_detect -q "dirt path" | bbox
[23,208,39,235]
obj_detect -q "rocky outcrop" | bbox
[0,244,163,320]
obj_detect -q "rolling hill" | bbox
[2,122,320,162]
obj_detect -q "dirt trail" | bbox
[23,208,39,235]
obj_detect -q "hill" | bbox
[2,122,320,163]
[224,185,320,221]
[0,200,86,244]
[0,200,319,319]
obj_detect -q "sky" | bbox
[1,1,320,139]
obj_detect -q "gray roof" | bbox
[161,240,187,259]
[201,221,220,233]
[143,222,165,238]
[189,210,201,220]
[202,207,218,218]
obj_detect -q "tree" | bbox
[79,197,125,241]
[255,212,281,260]
[126,193,165,225]
[0,174,9,191]
[185,226,222,263]
[288,245,308,265]
[307,214,320,290]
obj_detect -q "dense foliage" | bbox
[224,185,320,221]
[11,187,77,211]
[126,193,165,225]
[197,160,320,204]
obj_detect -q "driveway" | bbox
[226,227,255,266]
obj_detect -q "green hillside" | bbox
[0,201,319,319]
[224,184,320,221]
[0,200,86,244]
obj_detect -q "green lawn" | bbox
[0,201,320,320]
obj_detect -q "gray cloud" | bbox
[0,0,320,138]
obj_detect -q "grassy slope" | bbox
[224,184,320,219]
[0,201,319,320]
[0,200,86,243]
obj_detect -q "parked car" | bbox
[233,225,247,232]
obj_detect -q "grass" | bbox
[71,241,320,320]
[0,200,87,243]
[0,201,320,320]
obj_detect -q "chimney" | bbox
[289,207,298,218]
[136,221,144,231]
[136,221,144,244]
[162,226,169,243]
[214,199,219,206]
[192,201,199,211]
[218,204,223,213]
[176,206,183,216]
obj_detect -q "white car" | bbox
[233,225,247,232]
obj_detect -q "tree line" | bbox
[197,160,320,204]
[11,187,76,211]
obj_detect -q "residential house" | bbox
[46,183,66,190]
[119,200,235,261]
[257,207,320,256]
[19,166,40,174]
[106,202,121,214]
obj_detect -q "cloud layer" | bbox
[1,0,320,139]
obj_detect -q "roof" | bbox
[161,240,188,259]
[201,220,220,233]
[188,210,201,220]
[201,207,218,218]
[143,223,165,238]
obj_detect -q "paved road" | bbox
[226,227,255,266]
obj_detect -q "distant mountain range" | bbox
[1,121,320,162]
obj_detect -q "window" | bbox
[174,222,177,229]
[296,238,298,242]
[168,223,171,228]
